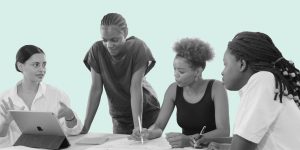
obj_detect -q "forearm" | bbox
[148,127,163,140]
[130,87,143,128]
[0,122,10,137]
[83,88,102,129]
[204,127,230,138]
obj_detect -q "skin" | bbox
[0,53,76,137]
[81,24,147,135]
[209,49,257,150]
[131,56,230,148]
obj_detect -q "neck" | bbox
[21,79,39,93]
[185,77,205,93]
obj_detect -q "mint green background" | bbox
[1,0,299,135]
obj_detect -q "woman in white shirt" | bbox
[208,31,300,150]
[0,45,82,147]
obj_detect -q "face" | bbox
[18,53,46,83]
[100,25,126,56]
[221,49,244,91]
[173,56,198,87]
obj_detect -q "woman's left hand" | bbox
[165,132,192,148]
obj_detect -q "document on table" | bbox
[86,136,206,150]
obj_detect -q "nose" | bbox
[39,65,46,72]
[174,72,180,79]
[107,41,114,48]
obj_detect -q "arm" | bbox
[147,83,177,139]
[81,68,103,133]
[230,135,257,150]
[197,81,230,143]
[130,66,147,129]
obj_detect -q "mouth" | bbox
[36,74,44,78]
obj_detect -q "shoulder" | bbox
[248,71,275,86]
[43,83,68,97]
[125,36,148,51]
[164,82,178,101]
[89,41,106,52]
[211,80,227,99]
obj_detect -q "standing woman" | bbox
[0,45,82,147]
[82,13,160,134]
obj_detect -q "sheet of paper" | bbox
[76,136,109,145]
[86,137,206,150]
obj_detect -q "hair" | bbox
[173,38,214,69]
[101,13,128,36]
[228,31,300,108]
[15,45,45,72]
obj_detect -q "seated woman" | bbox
[0,45,82,147]
[131,38,230,148]
[208,31,300,150]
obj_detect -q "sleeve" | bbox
[233,72,283,143]
[57,90,83,136]
[83,42,101,73]
[130,38,156,75]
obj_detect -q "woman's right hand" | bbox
[128,127,150,141]
[80,125,90,134]
[0,97,24,125]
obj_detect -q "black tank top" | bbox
[175,80,216,135]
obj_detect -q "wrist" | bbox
[65,114,75,122]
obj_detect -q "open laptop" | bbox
[9,110,70,149]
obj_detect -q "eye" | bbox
[32,63,39,68]
[103,39,108,42]
[111,38,119,42]
[43,62,47,67]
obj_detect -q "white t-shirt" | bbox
[234,71,300,150]
[0,81,82,148]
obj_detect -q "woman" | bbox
[209,31,300,150]
[82,13,160,135]
[0,45,82,147]
[132,38,230,148]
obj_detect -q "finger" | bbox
[59,102,68,109]
[0,112,7,119]
[8,98,15,110]
[0,104,8,114]
[2,101,10,110]
[19,106,25,110]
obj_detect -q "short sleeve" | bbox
[83,42,102,73]
[129,37,156,75]
[234,72,283,143]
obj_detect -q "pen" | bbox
[193,126,206,148]
[137,115,144,144]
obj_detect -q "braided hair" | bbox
[173,38,214,70]
[101,13,128,36]
[228,31,300,108]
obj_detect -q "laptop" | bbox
[9,110,70,149]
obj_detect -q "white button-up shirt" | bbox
[0,81,82,148]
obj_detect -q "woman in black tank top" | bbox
[130,38,230,148]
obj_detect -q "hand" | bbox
[128,127,149,141]
[165,132,192,148]
[57,102,74,121]
[208,142,231,150]
[192,135,210,148]
[80,125,89,134]
[0,97,25,125]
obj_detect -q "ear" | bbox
[17,62,23,72]
[239,59,248,72]
[195,67,204,77]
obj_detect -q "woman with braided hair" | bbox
[81,13,160,135]
[208,31,300,150]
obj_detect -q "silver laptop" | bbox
[9,110,66,136]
